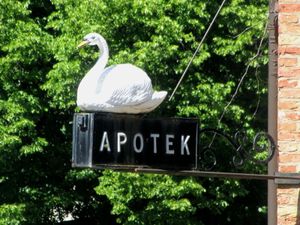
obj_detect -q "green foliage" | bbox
[0,204,26,225]
[96,171,205,224]
[0,0,269,224]
[95,171,250,225]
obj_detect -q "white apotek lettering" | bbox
[99,131,191,155]
[150,133,160,153]
[133,133,144,153]
[181,135,190,155]
[99,131,111,152]
[165,134,174,154]
[117,132,127,152]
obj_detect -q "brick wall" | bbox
[277,1,300,224]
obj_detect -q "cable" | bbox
[208,21,269,148]
[169,0,228,101]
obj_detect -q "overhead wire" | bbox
[169,0,228,101]
[209,21,269,148]
[167,0,270,152]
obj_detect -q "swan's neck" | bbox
[89,35,109,75]
[77,35,109,100]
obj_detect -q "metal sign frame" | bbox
[72,112,278,178]
[72,113,199,170]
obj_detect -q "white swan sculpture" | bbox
[76,33,167,114]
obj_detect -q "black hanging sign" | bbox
[72,113,199,170]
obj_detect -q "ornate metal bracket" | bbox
[198,128,276,170]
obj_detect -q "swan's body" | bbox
[77,33,167,114]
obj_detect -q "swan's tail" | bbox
[151,91,168,106]
[133,91,167,113]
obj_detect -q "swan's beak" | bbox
[77,40,89,48]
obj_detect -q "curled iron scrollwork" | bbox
[198,128,276,170]
[251,132,276,164]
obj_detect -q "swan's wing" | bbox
[99,64,153,106]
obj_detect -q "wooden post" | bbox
[268,0,278,224]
